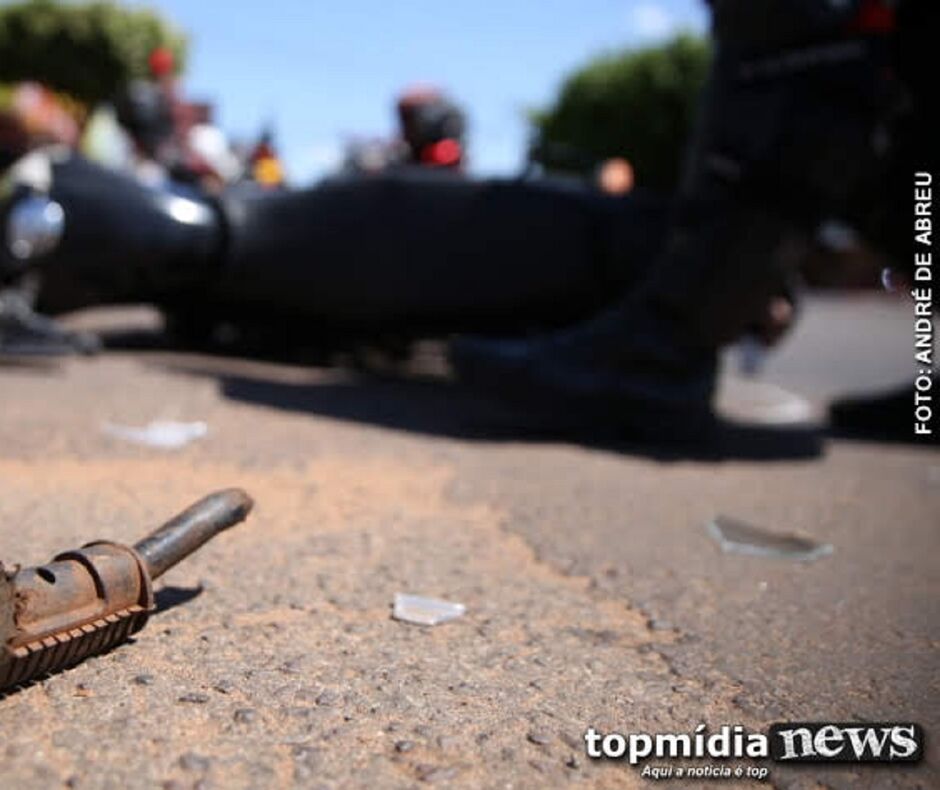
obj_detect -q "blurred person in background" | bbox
[114,46,241,190]
[396,86,466,170]
[453,0,936,440]
[113,46,178,182]
[246,127,286,189]
[0,82,82,167]
[343,87,467,175]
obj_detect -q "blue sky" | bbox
[126,0,706,183]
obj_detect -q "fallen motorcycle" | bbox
[1,150,669,356]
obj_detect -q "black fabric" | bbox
[709,0,860,50]
[216,171,668,332]
[636,0,914,348]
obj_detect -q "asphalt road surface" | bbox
[0,293,936,789]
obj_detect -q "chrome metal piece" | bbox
[6,195,65,261]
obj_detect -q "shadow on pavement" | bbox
[148,352,824,462]
[154,585,204,614]
[99,324,929,453]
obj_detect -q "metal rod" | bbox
[133,489,254,580]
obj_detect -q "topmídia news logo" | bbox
[584,721,924,770]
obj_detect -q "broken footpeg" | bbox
[0,488,253,692]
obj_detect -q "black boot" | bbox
[453,307,719,440]
[452,201,802,441]
[452,0,903,441]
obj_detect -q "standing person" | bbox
[453,0,935,440]
[113,47,178,178]
[396,86,466,170]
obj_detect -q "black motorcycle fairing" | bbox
[214,170,668,333]
[35,156,223,314]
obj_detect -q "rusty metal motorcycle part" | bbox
[0,488,253,692]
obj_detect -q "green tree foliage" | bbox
[0,0,187,106]
[532,34,711,192]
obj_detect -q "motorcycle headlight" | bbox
[6,195,65,261]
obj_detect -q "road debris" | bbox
[705,515,833,561]
[178,692,210,704]
[102,419,208,449]
[0,488,253,693]
[392,593,466,626]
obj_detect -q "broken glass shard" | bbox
[393,593,466,626]
[102,419,208,449]
[706,515,833,561]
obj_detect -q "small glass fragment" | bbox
[103,420,208,449]
[393,593,466,626]
[880,267,896,292]
[706,515,833,562]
